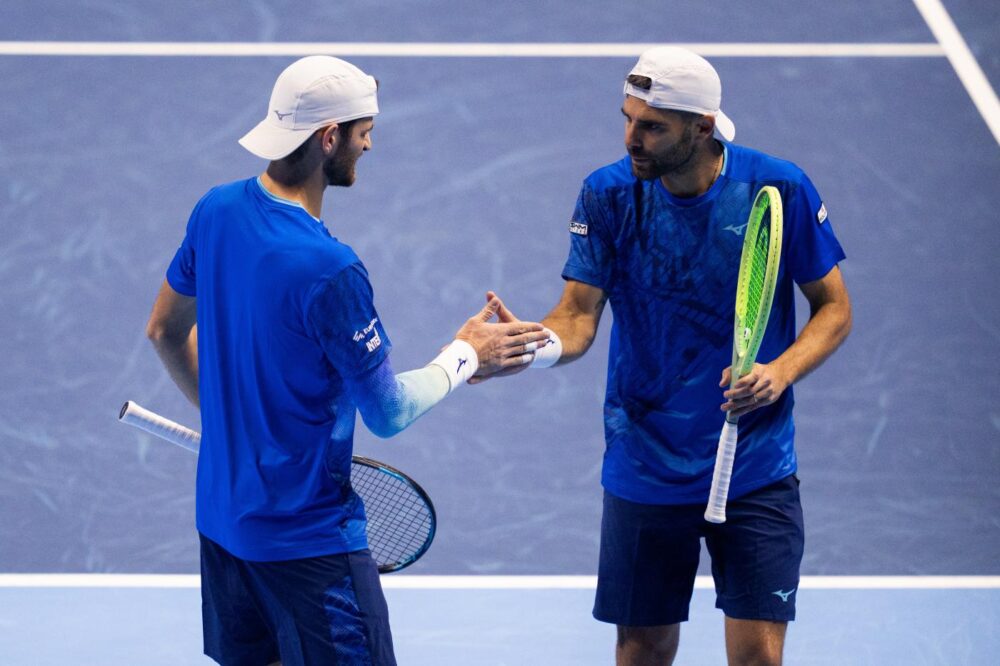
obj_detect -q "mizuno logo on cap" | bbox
[273,110,293,121]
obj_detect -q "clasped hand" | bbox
[455,292,548,379]
[719,362,790,418]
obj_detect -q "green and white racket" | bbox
[705,185,783,524]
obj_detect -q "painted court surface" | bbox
[0,0,997,663]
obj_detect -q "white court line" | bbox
[0,41,944,58]
[912,0,1000,145]
[1,575,998,589]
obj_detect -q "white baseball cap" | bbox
[239,55,379,160]
[624,46,735,142]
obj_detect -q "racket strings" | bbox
[745,221,770,320]
[734,201,772,373]
[351,463,433,569]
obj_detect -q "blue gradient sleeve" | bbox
[344,355,450,439]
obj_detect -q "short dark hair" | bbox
[335,117,362,137]
[626,74,653,90]
[282,118,364,165]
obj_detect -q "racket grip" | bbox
[704,421,738,524]
[118,401,201,453]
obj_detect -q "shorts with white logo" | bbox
[593,474,804,626]
[200,534,396,666]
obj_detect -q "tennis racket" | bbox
[118,401,436,572]
[704,185,783,524]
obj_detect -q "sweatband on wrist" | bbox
[429,339,478,393]
[531,329,562,369]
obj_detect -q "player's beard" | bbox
[629,124,696,181]
[323,144,359,187]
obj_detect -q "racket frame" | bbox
[729,185,784,399]
[705,185,783,524]
[351,456,437,573]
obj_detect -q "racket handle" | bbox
[704,420,738,524]
[119,401,201,453]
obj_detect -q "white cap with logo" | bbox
[239,55,379,160]
[624,46,735,142]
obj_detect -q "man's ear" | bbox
[695,115,716,140]
[319,124,340,155]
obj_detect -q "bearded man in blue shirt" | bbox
[146,56,549,666]
[495,47,852,665]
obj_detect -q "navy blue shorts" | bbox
[593,474,804,626]
[200,534,396,666]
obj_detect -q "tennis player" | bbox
[504,47,852,665]
[145,56,549,666]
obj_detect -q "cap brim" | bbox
[714,110,735,142]
[238,120,317,161]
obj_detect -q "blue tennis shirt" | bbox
[562,143,845,505]
[167,177,392,561]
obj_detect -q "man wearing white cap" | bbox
[496,47,852,664]
[146,56,549,665]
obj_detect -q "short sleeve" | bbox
[165,197,207,297]
[783,173,846,284]
[305,263,393,378]
[561,181,615,289]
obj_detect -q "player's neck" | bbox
[659,140,724,199]
[260,169,326,219]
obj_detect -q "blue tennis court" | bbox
[2,579,997,664]
[0,0,997,663]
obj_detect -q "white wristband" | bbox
[530,329,562,368]
[429,339,479,393]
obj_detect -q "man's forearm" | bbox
[542,313,598,365]
[151,327,200,407]
[541,289,606,366]
[146,281,199,407]
[772,300,851,386]
[350,360,452,439]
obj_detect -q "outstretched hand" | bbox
[457,291,546,383]
[719,362,790,418]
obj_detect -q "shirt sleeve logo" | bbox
[569,221,589,236]
[817,203,828,224]
[365,330,382,353]
[352,317,382,353]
